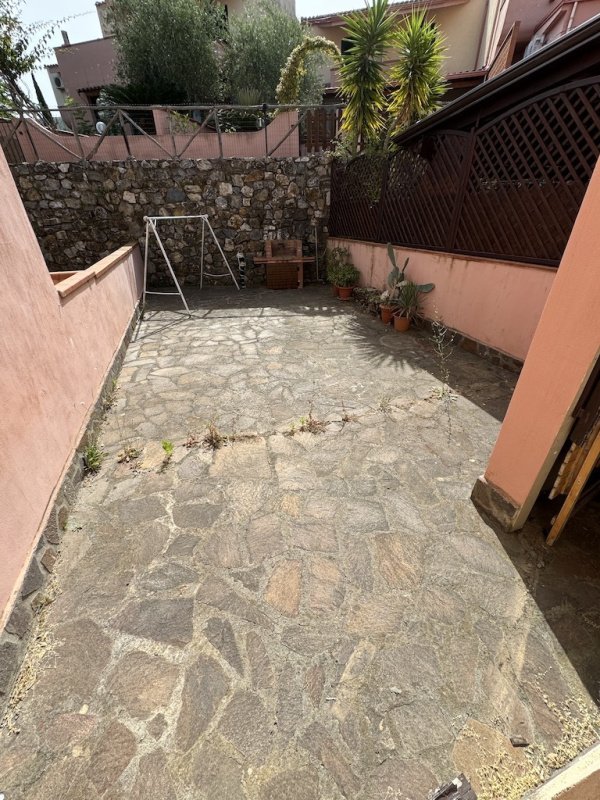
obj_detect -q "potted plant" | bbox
[336,263,361,300]
[382,244,435,330]
[326,246,351,296]
[380,244,409,324]
[393,279,436,331]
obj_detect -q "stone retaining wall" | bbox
[11,155,331,285]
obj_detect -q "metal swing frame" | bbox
[142,214,240,315]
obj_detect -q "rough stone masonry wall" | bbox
[11,155,331,285]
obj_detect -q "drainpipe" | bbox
[475,0,491,69]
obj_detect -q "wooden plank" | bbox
[547,428,600,545]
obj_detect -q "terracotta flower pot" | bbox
[338,286,354,301]
[380,305,393,325]
[332,285,340,296]
[393,315,410,332]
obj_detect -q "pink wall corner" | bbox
[482,157,600,520]
[329,238,554,362]
[0,150,143,627]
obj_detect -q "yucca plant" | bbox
[338,0,397,155]
[387,10,447,138]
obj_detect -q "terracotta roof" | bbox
[303,0,466,26]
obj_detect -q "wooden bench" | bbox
[253,240,314,289]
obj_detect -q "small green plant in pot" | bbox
[326,246,351,296]
[336,264,361,300]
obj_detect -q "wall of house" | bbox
[473,155,600,529]
[11,154,330,284]
[0,149,143,635]
[54,36,117,104]
[328,237,555,363]
[309,0,491,86]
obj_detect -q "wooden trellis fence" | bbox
[329,77,600,267]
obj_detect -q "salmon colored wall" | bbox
[482,158,600,523]
[329,238,555,362]
[0,150,143,627]
[4,111,300,164]
[54,36,117,105]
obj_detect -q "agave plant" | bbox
[338,0,397,155]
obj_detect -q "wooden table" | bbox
[253,255,315,289]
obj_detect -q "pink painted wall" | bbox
[0,149,143,627]
[1,111,301,163]
[329,237,555,362]
[481,158,600,523]
[54,36,117,104]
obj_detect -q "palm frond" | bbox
[388,10,447,133]
[338,0,396,152]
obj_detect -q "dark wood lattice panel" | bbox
[380,133,468,249]
[456,80,600,263]
[329,77,600,267]
[329,156,382,241]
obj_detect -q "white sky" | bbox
[19,0,366,106]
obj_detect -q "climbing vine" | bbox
[276,36,340,105]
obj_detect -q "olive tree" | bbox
[224,0,324,105]
[109,0,226,104]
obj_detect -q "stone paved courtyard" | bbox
[1,287,599,800]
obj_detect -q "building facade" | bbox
[304,0,600,99]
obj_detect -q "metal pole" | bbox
[263,103,269,156]
[200,217,205,290]
[143,217,150,313]
[148,218,191,315]
[204,216,240,290]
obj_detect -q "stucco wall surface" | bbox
[482,158,600,518]
[0,149,143,628]
[329,237,555,363]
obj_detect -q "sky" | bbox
[19,0,368,106]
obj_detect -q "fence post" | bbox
[263,104,269,157]
[376,155,390,243]
[447,127,477,251]
[118,110,132,159]
[214,107,224,159]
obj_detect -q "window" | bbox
[341,38,353,56]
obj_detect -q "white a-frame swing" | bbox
[143,214,240,315]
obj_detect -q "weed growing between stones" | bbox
[378,395,393,414]
[83,439,104,474]
[474,695,600,800]
[161,439,174,467]
[184,432,201,448]
[117,444,141,463]
[430,317,457,440]
[298,412,328,435]
[102,378,119,412]
[341,402,359,426]
[203,421,227,450]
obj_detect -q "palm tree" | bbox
[387,10,446,136]
[338,0,397,155]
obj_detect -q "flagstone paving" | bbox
[1,287,599,800]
